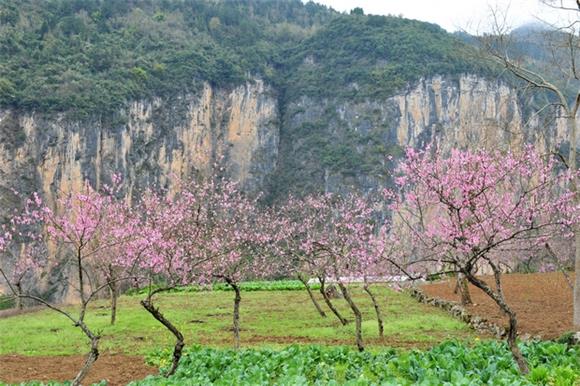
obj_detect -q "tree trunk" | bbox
[71,321,100,386]
[229,281,242,350]
[109,281,118,325]
[454,273,472,305]
[337,282,364,351]
[573,222,580,332]
[298,274,326,317]
[363,282,383,338]
[574,223,580,328]
[318,276,349,325]
[77,246,86,305]
[15,282,22,310]
[141,298,184,377]
[464,271,529,374]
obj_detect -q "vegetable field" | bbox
[135,341,579,386]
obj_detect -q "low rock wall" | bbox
[408,287,507,339]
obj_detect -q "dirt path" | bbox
[0,354,157,385]
[422,272,574,339]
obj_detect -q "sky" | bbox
[309,0,577,33]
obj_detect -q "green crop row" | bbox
[126,280,321,296]
[133,341,579,386]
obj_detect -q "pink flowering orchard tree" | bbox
[0,181,139,386]
[364,224,414,338]
[273,196,330,319]
[2,241,44,310]
[86,175,143,325]
[313,194,388,351]
[126,174,273,367]
[275,195,350,326]
[127,189,196,377]
[392,145,577,374]
[295,193,385,351]
[178,176,274,350]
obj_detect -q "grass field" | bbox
[0,285,475,356]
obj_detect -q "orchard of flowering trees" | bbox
[0,145,577,383]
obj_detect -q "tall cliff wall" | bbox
[0,74,566,300]
[276,74,563,198]
[0,79,278,210]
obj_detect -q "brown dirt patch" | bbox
[0,305,46,319]
[239,335,434,349]
[421,272,574,339]
[0,354,157,385]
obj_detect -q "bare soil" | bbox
[0,354,157,385]
[0,305,46,319]
[421,272,574,339]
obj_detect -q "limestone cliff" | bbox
[276,74,564,198]
[0,79,278,209]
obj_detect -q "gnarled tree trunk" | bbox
[337,281,364,351]
[363,281,383,338]
[454,273,472,305]
[15,282,22,310]
[318,276,349,325]
[71,321,100,386]
[298,274,326,317]
[464,269,529,374]
[141,297,184,377]
[567,114,580,330]
[574,222,580,329]
[227,279,242,350]
[108,281,118,325]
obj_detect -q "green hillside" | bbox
[0,0,485,117]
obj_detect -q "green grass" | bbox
[0,285,474,356]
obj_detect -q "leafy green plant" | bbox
[132,341,580,385]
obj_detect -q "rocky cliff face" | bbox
[0,74,566,300]
[0,79,278,210]
[276,74,563,198]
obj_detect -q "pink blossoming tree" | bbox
[0,181,139,386]
[282,193,387,351]
[127,188,195,377]
[178,176,274,350]
[391,145,578,373]
[274,195,350,325]
[273,196,330,319]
